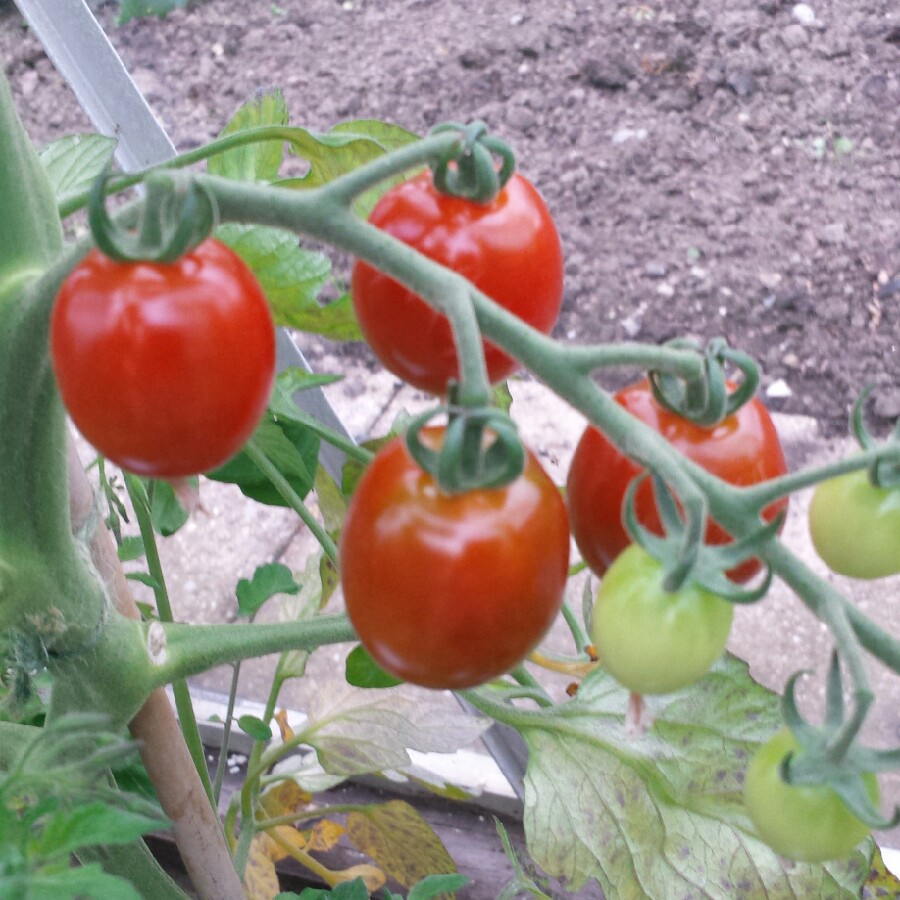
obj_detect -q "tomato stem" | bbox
[739,443,900,511]
[244,437,338,563]
[146,615,356,688]
[124,474,217,807]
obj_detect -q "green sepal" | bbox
[779,661,900,830]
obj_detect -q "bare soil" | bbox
[3,0,899,436]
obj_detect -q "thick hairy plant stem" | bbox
[66,439,245,900]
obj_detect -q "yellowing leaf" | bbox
[258,779,311,820]
[261,824,308,864]
[274,709,294,743]
[862,847,900,898]
[306,818,344,853]
[346,800,457,892]
[243,835,281,900]
[332,863,386,893]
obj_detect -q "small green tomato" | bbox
[590,544,734,695]
[808,470,900,580]
[744,728,877,862]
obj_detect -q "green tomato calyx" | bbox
[88,169,218,264]
[622,472,779,604]
[404,404,525,494]
[850,384,900,489]
[428,121,516,204]
[648,337,760,428]
[780,654,899,830]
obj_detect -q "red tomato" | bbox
[50,239,275,478]
[350,171,564,395]
[340,427,570,689]
[566,379,788,582]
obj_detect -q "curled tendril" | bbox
[778,658,900,829]
[648,338,760,427]
[88,168,218,264]
[404,404,525,493]
[621,472,776,603]
[428,121,516,204]
[850,385,900,489]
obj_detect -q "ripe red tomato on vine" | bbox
[566,379,788,582]
[50,238,275,478]
[340,426,570,689]
[350,170,564,395]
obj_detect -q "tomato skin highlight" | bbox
[351,171,564,395]
[808,470,900,579]
[339,428,570,690]
[50,239,275,478]
[566,379,789,583]
[590,544,733,695]
[744,728,876,862]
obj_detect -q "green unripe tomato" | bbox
[808,470,900,580]
[590,545,734,695]
[744,728,877,862]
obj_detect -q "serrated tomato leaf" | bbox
[510,654,872,898]
[38,133,116,205]
[206,414,319,507]
[345,645,403,689]
[209,88,289,183]
[236,562,300,618]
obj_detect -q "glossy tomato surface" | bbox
[808,470,900,579]
[744,728,877,862]
[590,544,733,695]
[566,379,788,583]
[50,239,275,478]
[351,171,564,395]
[340,427,570,689]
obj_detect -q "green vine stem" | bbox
[148,614,356,688]
[243,437,338,563]
[741,442,900,510]
[124,474,216,807]
[230,660,288,875]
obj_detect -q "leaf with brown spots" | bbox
[346,799,457,897]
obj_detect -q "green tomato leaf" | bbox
[214,223,356,339]
[275,878,371,900]
[268,367,344,424]
[148,478,195,537]
[238,714,273,742]
[513,654,872,897]
[115,535,144,563]
[491,380,514,414]
[277,551,329,678]
[313,465,348,536]
[24,863,144,900]
[208,88,289,183]
[125,572,160,591]
[345,645,403,689]
[31,801,167,859]
[117,0,185,24]
[206,414,320,507]
[38,133,116,204]
[278,119,420,217]
[236,562,300,618]
[407,873,469,900]
[302,680,489,777]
